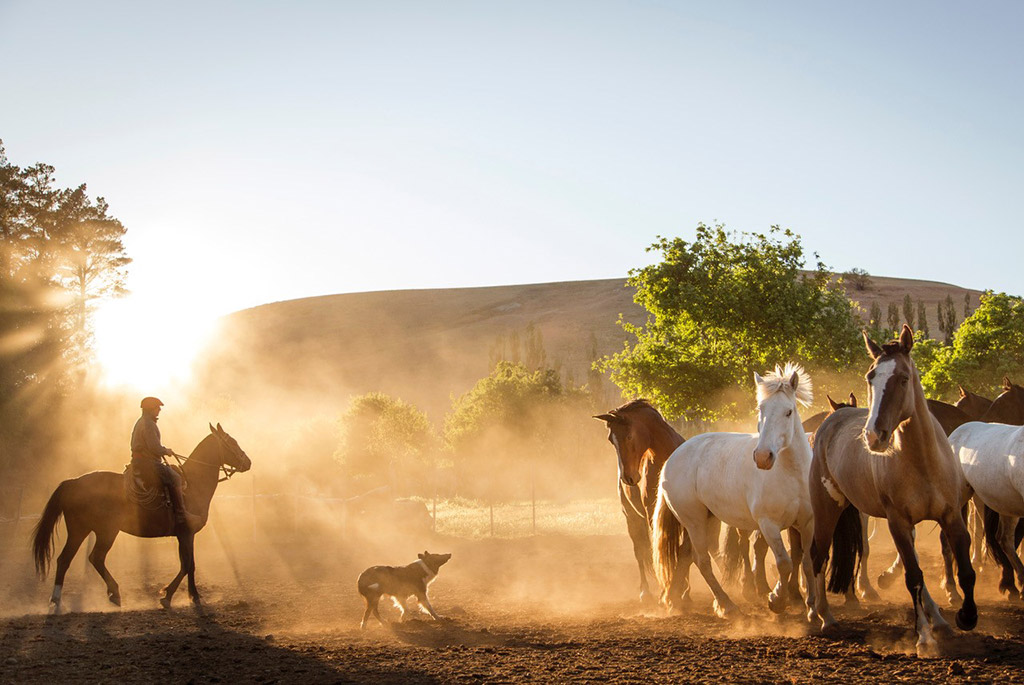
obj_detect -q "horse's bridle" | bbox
[169,434,245,482]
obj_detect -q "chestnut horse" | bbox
[33,424,251,612]
[809,326,976,657]
[595,400,690,606]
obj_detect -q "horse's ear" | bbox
[849,393,858,408]
[1004,377,1013,391]
[789,371,800,391]
[827,395,840,411]
[863,331,882,360]
[216,422,224,434]
[418,552,425,560]
[753,372,764,386]
[899,324,914,352]
[593,413,616,424]
[958,385,967,398]
[209,422,216,434]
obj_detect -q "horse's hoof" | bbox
[956,607,978,631]
[47,603,62,616]
[108,593,121,607]
[191,597,202,607]
[844,593,860,607]
[820,617,840,634]
[713,599,739,619]
[916,637,941,659]
[767,591,787,615]
[861,587,881,602]
[877,572,895,590]
[639,590,657,607]
[159,597,171,610]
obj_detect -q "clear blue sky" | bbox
[3,0,1022,318]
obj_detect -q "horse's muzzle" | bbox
[864,428,891,452]
[753,448,775,470]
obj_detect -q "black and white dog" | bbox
[357,551,451,629]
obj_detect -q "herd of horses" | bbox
[597,325,1024,657]
[23,324,1024,659]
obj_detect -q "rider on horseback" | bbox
[131,397,202,531]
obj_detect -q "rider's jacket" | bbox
[131,414,172,461]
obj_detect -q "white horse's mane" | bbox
[756,362,813,407]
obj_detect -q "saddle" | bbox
[122,463,187,510]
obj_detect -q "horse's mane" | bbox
[756,362,813,407]
[610,398,657,416]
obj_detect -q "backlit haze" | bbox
[2,1,1023,389]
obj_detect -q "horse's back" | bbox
[951,422,1024,515]
[662,431,785,529]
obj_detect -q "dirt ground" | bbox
[3,517,1024,684]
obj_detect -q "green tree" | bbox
[917,300,929,339]
[937,294,958,345]
[887,302,901,333]
[601,224,861,421]
[921,292,1024,399]
[335,392,436,492]
[868,302,883,331]
[444,361,589,498]
[902,294,915,331]
[843,267,872,291]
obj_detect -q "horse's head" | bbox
[862,325,918,452]
[827,393,857,412]
[594,400,657,487]
[955,385,992,420]
[752,363,813,470]
[208,422,252,473]
[981,378,1024,425]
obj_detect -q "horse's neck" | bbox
[896,384,946,466]
[779,412,813,473]
[182,443,222,514]
[646,420,684,471]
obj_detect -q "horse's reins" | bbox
[168,447,240,483]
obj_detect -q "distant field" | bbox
[428,497,623,539]
[198,275,983,422]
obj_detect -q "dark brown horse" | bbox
[595,400,688,605]
[33,424,251,612]
[981,378,1024,424]
[955,386,993,419]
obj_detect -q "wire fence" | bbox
[0,486,623,540]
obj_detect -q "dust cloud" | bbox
[0,308,1002,665]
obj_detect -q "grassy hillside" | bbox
[198,275,983,419]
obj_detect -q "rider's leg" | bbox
[160,464,201,531]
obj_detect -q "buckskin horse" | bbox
[809,326,977,657]
[33,423,251,612]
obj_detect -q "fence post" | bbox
[251,475,257,540]
[531,472,536,536]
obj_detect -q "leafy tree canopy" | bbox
[920,292,1024,399]
[335,392,435,484]
[601,223,861,421]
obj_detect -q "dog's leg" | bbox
[360,596,374,629]
[371,596,386,626]
[417,592,444,622]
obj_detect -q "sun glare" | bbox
[92,296,220,393]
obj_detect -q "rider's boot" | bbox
[168,483,203,532]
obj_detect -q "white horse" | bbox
[652,363,818,619]
[949,421,1024,598]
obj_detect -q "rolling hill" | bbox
[197,274,983,420]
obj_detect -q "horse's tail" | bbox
[983,503,1015,569]
[652,487,683,596]
[826,504,863,595]
[32,481,68,578]
[719,526,745,584]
